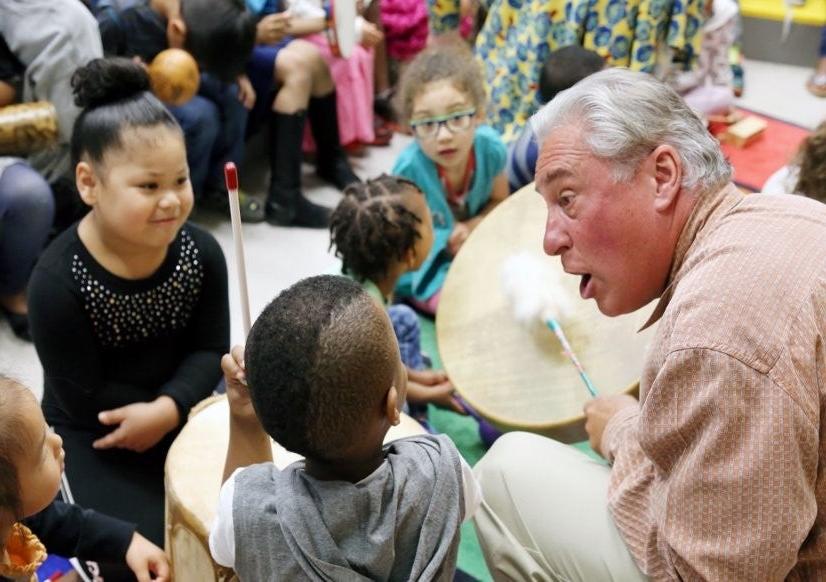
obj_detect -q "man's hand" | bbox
[256,12,291,45]
[94,396,179,452]
[236,74,256,109]
[124,532,171,582]
[222,345,260,429]
[447,222,471,256]
[583,394,638,458]
[360,21,384,48]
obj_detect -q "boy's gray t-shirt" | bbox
[232,434,465,581]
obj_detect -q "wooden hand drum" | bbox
[0,102,59,156]
[437,185,656,443]
[165,395,426,581]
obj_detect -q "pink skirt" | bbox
[303,34,375,149]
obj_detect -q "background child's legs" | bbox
[302,36,376,147]
[706,19,737,88]
[275,41,359,191]
[388,303,425,369]
[0,163,54,305]
[274,40,334,113]
[197,74,249,194]
[168,96,220,199]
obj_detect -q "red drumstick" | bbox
[225,162,252,336]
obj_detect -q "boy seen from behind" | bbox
[210,275,480,580]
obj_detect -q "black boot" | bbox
[308,92,361,190]
[266,110,332,228]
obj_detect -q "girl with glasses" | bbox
[391,43,508,315]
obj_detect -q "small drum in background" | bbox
[165,395,426,581]
[0,102,58,156]
[148,49,200,107]
[437,185,655,443]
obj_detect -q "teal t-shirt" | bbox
[391,125,506,301]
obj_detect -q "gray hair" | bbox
[530,68,731,194]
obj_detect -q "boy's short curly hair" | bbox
[794,121,826,203]
[329,175,424,284]
[245,276,397,461]
[395,42,486,124]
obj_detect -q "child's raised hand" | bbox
[94,396,180,452]
[222,345,259,428]
[125,531,171,582]
[447,222,471,256]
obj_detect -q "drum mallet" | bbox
[502,252,598,397]
[225,162,252,336]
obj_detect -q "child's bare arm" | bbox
[222,345,273,483]
[406,368,466,414]
[466,171,509,229]
[448,171,509,255]
[286,16,327,36]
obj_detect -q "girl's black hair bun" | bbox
[72,57,151,109]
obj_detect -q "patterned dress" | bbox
[429,0,706,142]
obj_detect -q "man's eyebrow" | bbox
[540,167,574,189]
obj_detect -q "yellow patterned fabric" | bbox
[429,0,706,141]
[0,523,47,582]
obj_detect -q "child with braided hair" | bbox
[330,175,465,416]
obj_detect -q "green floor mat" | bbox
[419,316,604,580]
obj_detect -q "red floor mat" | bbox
[713,108,811,192]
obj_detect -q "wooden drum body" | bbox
[437,185,656,443]
[0,102,58,156]
[165,395,426,581]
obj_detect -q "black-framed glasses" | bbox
[409,109,477,139]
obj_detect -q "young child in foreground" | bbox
[209,275,480,580]
[0,375,169,581]
[330,175,465,418]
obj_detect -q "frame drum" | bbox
[437,185,656,443]
[165,395,426,581]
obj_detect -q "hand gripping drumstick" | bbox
[225,162,252,336]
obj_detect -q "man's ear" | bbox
[649,144,682,213]
[384,384,401,427]
[167,17,187,49]
[76,161,99,207]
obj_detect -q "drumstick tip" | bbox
[224,162,239,191]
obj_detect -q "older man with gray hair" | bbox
[473,68,826,581]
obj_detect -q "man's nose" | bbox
[543,210,570,256]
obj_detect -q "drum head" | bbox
[333,0,357,58]
[437,185,656,443]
